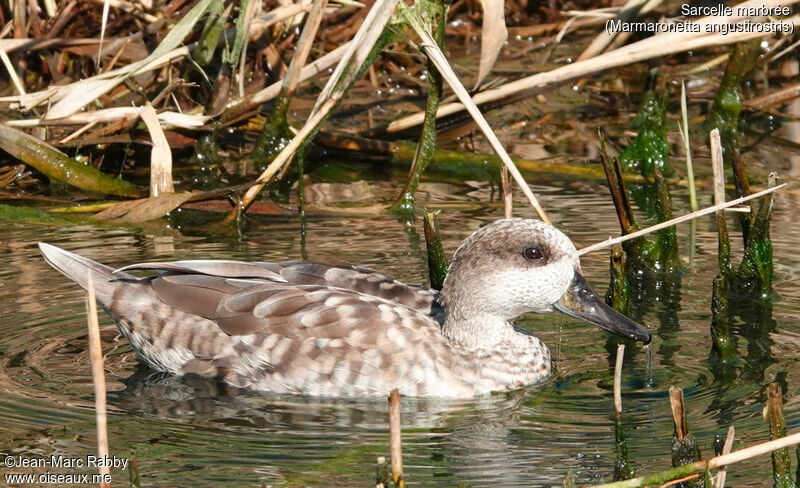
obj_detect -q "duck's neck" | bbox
[439,261,523,350]
[442,311,514,350]
[438,283,518,350]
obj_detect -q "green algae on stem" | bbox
[710,275,737,364]
[389,0,448,214]
[704,39,762,165]
[618,80,671,179]
[0,124,140,198]
[613,417,635,481]
[765,383,798,488]
[598,131,679,273]
[252,94,293,165]
[735,172,776,299]
[605,245,630,317]
[423,209,448,291]
[704,40,762,243]
[731,148,753,242]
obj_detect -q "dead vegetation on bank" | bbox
[0,0,797,224]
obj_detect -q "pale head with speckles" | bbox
[440,219,650,349]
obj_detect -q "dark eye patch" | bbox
[523,246,543,261]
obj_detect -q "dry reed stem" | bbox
[501,166,512,219]
[0,21,13,38]
[474,0,507,89]
[1,4,310,113]
[239,99,335,210]
[710,128,725,208]
[404,5,551,224]
[5,108,209,128]
[714,426,735,488]
[669,387,688,440]
[388,0,800,133]
[140,103,174,196]
[58,121,100,144]
[311,0,396,116]
[388,389,404,487]
[244,41,350,108]
[681,81,698,212]
[576,0,646,61]
[86,274,110,486]
[614,344,624,416]
[98,0,111,69]
[577,183,787,256]
[659,474,699,488]
[238,0,262,98]
[42,0,57,18]
[282,0,329,98]
[0,49,25,95]
[591,431,800,487]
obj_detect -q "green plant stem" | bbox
[423,209,448,290]
[390,0,447,213]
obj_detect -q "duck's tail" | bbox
[38,243,132,302]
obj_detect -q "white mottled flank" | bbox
[37,219,616,398]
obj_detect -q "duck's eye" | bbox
[523,247,543,260]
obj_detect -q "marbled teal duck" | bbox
[39,219,650,398]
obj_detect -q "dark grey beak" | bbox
[554,272,651,344]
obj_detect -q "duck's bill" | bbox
[554,272,651,344]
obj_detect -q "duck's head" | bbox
[441,219,651,344]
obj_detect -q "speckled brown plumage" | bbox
[39,219,650,398]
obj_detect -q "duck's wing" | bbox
[147,273,442,338]
[146,273,452,395]
[120,260,440,312]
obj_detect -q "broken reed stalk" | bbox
[714,426,735,488]
[388,389,405,488]
[710,129,725,208]
[669,387,701,468]
[86,274,111,486]
[402,4,551,224]
[577,183,787,256]
[670,387,688,442]
[139,103,173,197]
[589,431,800,488]
[680,81,698,212]
[614,344,624,416]
[501,166,513,219]
[598,131,635,234]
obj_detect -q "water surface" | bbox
[2,172,799,486]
